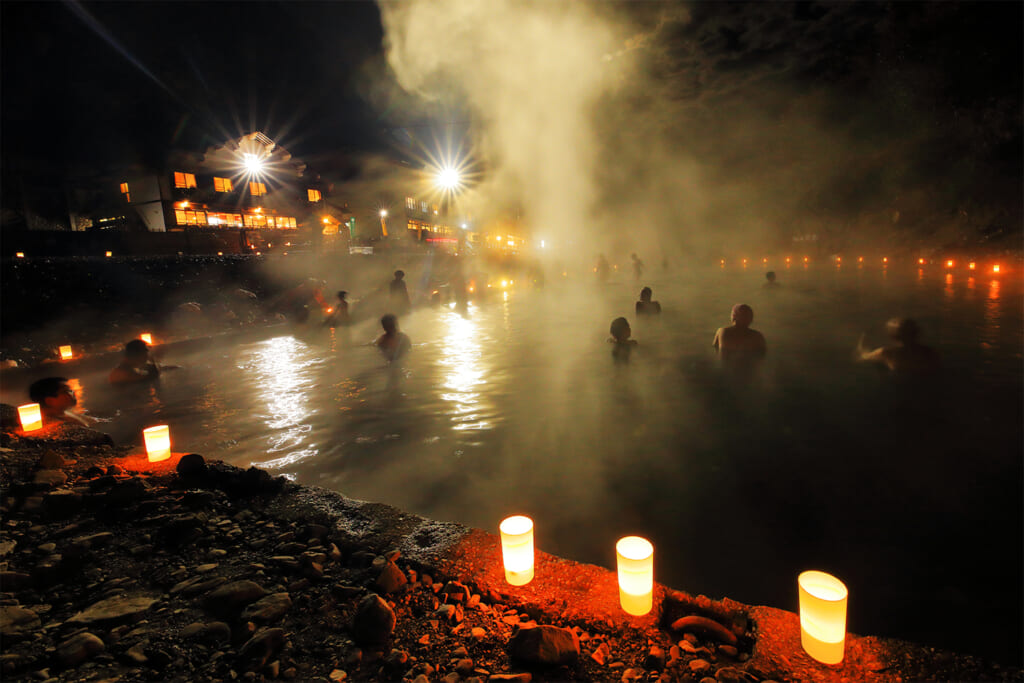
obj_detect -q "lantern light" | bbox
[59,345,73,361]
[992,264,1001,274]
[105,251,113,258]
[946,260,954,268]
[882,257,888,264]
[858,256,864,263]
[140,333,153,345]
[616,536,654,616]
[918,258,926,265]
[16,252,25,258]
[798,570,848,664]
[968,262,976,270]
[143,425,172,462]
[803,256,809,263]
[18,403,43,432]
[499,515,534,586]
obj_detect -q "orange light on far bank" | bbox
[882,257,888,264]
[499,516,534,586]
[140,333,153,345]
[59,345,73,361]
[992,264,1001,274]
[720,259,725,267]
[742,258,748,267]
[858,256,863,263]
[16,252,25,258]
[143,425,171,463]
[105,251,113,258]
[918,258,926,265]
[799,570,848,665]
[617,536,654,616]
[18,403,42,432]
[968,262,976,270]
[946,260,954,268]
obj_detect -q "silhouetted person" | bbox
[608,316,637,364]
[28,377,90,427]
[631,253,644,281]
[375,314,411,364]
[389,270,411,314]
[109,340,161,384]
[635,287,662,316]
[857,318,940,376]
[595,254,610,283]
[712,304,766,364]
[324,291,350,327]
[764,271,780,288]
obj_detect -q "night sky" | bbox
[2,1,1021,219]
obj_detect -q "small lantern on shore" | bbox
[798,570,848,664]
[499,515,534,586]
[59,345,73,360]
[105,251,113,258]
[15,252,25,258]
[140,333,153,345]
[143,425,171,462]
[616,536,654,616]
[18,403,42,432]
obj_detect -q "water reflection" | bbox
[944,272,955,301]
[248,336,320,470]
[438,309,489,432]
[980,280,1002,350]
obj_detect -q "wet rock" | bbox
[351,593,395,646]
[67,596,158,626]
[645,646,666,670]
[591,641,609,665]
[456,658,475,676]
[176,453,207,477]
[204,580,267,617]
[621,668,644,682]
[0,571,32,591]
[689,659,712,674]
[374,561,408,594]
[0,605,40,639]
[124,641,149,664]
[441,581,470,603]
[715,666,755,682]
[442,673,461,683]
[718,645,738,658]
[104,478,151,506]
[57,631,105,666]
[38,450,68,468]
[42,489,83,518]
[33,470,67,488]
[509,625,580,666]
[328,670,348,681]
[241,593,292,624]
[471,626,486,641]
[488,675,532,683]
[238,628,286,670]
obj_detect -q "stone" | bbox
[67,596,158,626]
[0,571,32,591]
[374,561,407,594]
[124,641,149,664]
[42,490,83,518]
[442,673,461,683]
[351,593,395,646]
[718,645,738,658]
[57,631,105,666]
[0,605,40,639]
[488,675,532,683]
[456,658,475,676]
[204,580,267,617]
[329,670,347,681]
[591,641,609,665]
[471,626,486,640]
[715,666,754,683]
[176,453,207,477]
[509,625,580,666]
[645,646,666,670]
[621,668,644,682]
[238,628,287,669]
[33,470,67,488]
[241,593,292,624]
[689,659,712,674]
[38,450,68,469]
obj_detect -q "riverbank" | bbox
[0,429,1017,682]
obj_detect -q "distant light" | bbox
[180,201,189,208]
[143,425,172,463]
[918,258,926,265]
[720,259,725,266]
[968,261,976,270]
[803,256,809,262]
[507,240,515,247]
[140,333,153,345]
[540,240,546,248]
[858,257,864,263]
[105,251,113,258]
[15,252,25,258]
[785,257,791,263]
[323,217,330,224]
[762,258,768,264]
[501,279,508,288]
[946,260,954,268]
[461,224,467,230]
[59,345,73,361]
[742,258,748,266]
[244,153,263,174]
[836,256,842,263]
[438,166,460,190]
[217,252,223,256]
[255,207,262,213]
[992,264,1001,273]
[380,209,388,218]
[326,307,333,314]
[883,257,889,264]
[256,251,262,256]
[285,242,291,246]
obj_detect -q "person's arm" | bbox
[712,328,722,351]
[855,334,886,363]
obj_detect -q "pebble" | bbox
[67,595,158,626]
[204,580,267,617]
[471,626,486,640]
[621,668,644,682]
[352,593,395,646]
[689,658,712,674]
[456,658,475,676]
[509,625,580,665]
[241,593,292,624]
[56,631,105,666]
[329,669,347,681]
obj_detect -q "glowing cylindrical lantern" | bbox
[143,425,171,462]
[18,403,42,432]
[499,515,534,586]
[59,345,73,360]
[15,252,25,258]
[140,333,153,345]
[992,264,1001,274]
[616,536,654,616]
[105,251,113,258]
[798,570,848,664]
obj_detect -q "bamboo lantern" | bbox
[140,333,153,345]
[143,425,171,462]
[616,536,654,616]
[498,516,534,586]
[59,345,73,360]
[798,570,848,664]
[18,403,42,432]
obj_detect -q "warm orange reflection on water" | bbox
[438,308,490,432]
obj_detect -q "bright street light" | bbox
[380,209,388,218]
[244,153,263,174]
[437,166,460,191]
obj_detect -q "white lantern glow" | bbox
[499,515,534,586]
[140,333,153,345]
[18,403,42,432]
[798,570,848,664]
[143,425,171,462]
[616,536,654,616]
[59,345,73,360]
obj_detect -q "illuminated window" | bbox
[233,214,242,227]
[406,197,415,210]
[250,181,266,196]
[243,215,253,227]
[289,217,297,228]
[196,211,207,226]
[185,211,197,226]
[120,182,129,194]
[307,189,322,202]
[174,172,197,189]
[421,201,428,213]
[175,210,186,225]
[214,177,233,192]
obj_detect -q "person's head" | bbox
[640,287,653,302]
[337,290,347,302]
[394,270,405,281]
[886,317,920,344]
[123,339,150,366]
[731,304,754,327]
[766,271,776,282]
[381,314,399,334]
[29,377,76,412]
[610,317,631,342]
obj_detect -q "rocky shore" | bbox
[0,428,1018,683]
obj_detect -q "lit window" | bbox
[233,214,243,227]
[250,181,266,196]
[196,211,207,226]
[421,201,428,213]
[174,172,197,189]
[185,211,197,225]
[307,189,322,202]
[244,215,253,227]
[214,177,233,192]
[175,210,186,225]
[406,197,415,210]
[120,182,129,194]
[290,218,297,228]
